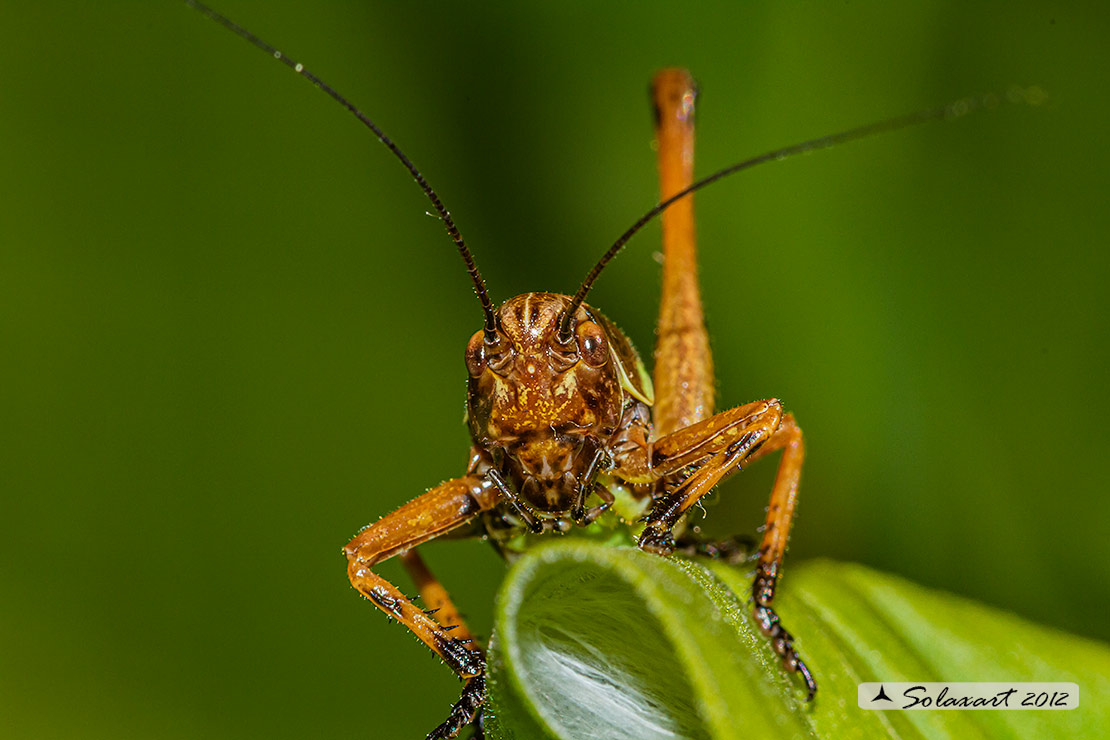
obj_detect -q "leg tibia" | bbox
[401,549,477,645]
[651,69,715,439]
[344,476,498,677]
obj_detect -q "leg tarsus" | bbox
[638,523,676,555]
[753,564,816,701]
[674,532,756,564]
[468,709,485,740]
[798,660,817,702]
[427,674,486,740]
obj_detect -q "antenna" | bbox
[183,0,499,339]
[558,86,1045,339]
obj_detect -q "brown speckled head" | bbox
[463,292,630,514]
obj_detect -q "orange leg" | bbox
[738,413,813,695]
[621,400,815,699]
[652,68,715,437]
[662,416,806,565]
[646,69,814,700]
[344,476,500,739]
[633,399,784,550]
[400,549,477,645]
[744,412,804,575]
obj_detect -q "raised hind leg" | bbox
[643,68,814,701]
[651,68,715,437]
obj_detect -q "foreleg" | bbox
[344,476,499,738]
[634,399,783,552]
[623,401,815,699]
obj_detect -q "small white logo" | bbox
[858,683,1078,710]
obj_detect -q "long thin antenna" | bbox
[558,86,1044,338]
[183,0,498,338]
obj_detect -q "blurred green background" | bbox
[2,1,1106,738]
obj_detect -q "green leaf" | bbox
[483,542,1110,739]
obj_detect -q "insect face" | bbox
[465,293,624,516]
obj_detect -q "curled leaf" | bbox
[484,542,1110,739]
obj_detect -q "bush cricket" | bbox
[185,2,1032,737]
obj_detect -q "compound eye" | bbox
[464,330,486,377]
[576,321,609,367]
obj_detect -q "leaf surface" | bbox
[484,543,1110,739]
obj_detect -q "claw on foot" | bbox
[638,525,676,555]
